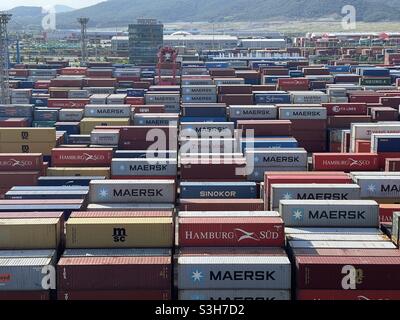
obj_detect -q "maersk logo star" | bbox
[191,270,203,282]
[90,109,95,114]
[99,188,108,198]
[119,165,126,171]
[285,111,291,117]
[367,184,376,193]
[283,192,292,200]
[292,208,304,221]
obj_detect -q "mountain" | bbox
[7,0,400,29]
[54,5,75,13]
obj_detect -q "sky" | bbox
[0,0,105,10]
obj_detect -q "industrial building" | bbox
[128,19,163,65]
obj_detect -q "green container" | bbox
[32,121,56,127]
[360,78,392,86]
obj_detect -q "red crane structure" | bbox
[156,47,178,85]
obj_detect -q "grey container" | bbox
[288,240,396,249]
[89,179,176,203]
[84,105,131,118]
[279,106,327,120]
[179,289,290,301]
[246,149,308,167]
[0,254,56,291]
[182,95,217,103]
[0,250,56,258]
[182,85,217,95]
[279,200,379,227]
[111,158,177,176]
[58,109,84,121]
[177,255,291,289]
[68,90,89,99]
[354,176,400,199]
[145,93,180,104]
[287,233,389,242]
[270,184,361,211]
[285,227,382,235]
[229,105,277,120]
[180,122,235,137]
[91,130,120,145]
[134,113,179,126]
[90,94,109,104]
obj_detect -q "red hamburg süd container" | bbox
[277,78,310,91]
[57,256,171,290]
[312,153,379,171]
[323,103,368,116]
[237,120,292,136]
[0,154,43,171]
[296,256,400,290]
[57,290,170,300]
[178,199,264,211]
[379,204,400,223]
[47,99,90,108]
[51,148,113,167]
[297,290,400,300]
[178,217,284,247]
[386,158,400,171]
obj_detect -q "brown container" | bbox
[237,120,292,136]
[0,118,29,127]
[209,69,236,77]
[251,85,276,92]
[57,290,171,300]
[218,94,254,105]
[297,140,327,152]
[327,115,372,128]
[371,107,398,121]
[290,119,327,131]
[296,256,400,290]
[57,256,171,290]
[178,199,264,211]
[386,158,400,172]
[0,291,50,300]
[292,130,327,141]
[0,171,40,188]
[180,159,246,180]
[217,85,253,94]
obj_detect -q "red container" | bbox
[57,256,171,290]
[302,68,330,76]
[35,81,51,89]
[379,204,400,223]
[9,69,29,77]
[277,78,310,91]
[218,85,253,94]
[297,290,400,300]
[371,107,398,121]
[83,78,117,87]
[48,99,90,108]
[209,69,236,77]
[386,158,400,171]
[69,211,173,218]
[380,96,400,109]
[296,256,400,290]
[349,94,382,104]
[0,118,29,127]
[178,217,284,247]
[0,291,50,300]
[50,79,83,87]
[218,94,253,105]
[252,85,276,91]
[0,154,43,171]
[60,67,88,75]
[57,290,170,300]
[180,159,246,181]
[237,120,291,136]
[179,199,264,211]
[86,70,113,78]
[327,115,371,128]
[355,140,371,153]
[51,148,113,167]
[323,103,368,116]
[312,153,379,171]
[114,126,177,142]
[0,172,40,188]
[290,119,327,131]
[49,89,69,99]
[126,97,145,105]
[378,152,400,169]
[262,68,289,76]
[133,105,166,113]
[292,130,327,141]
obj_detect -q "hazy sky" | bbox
[0,0,105,10]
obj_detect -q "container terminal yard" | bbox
[1,13,400,302]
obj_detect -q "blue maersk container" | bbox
[38,176,106,187]
[180,181,258,199]
[375,137,400,152]
[254,92,291,104]
[127,89,146,97]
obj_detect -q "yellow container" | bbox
[46,167,110,178]
[0,128,56,142]
[80,118,130,134]
[66,217,173,248]
[0,142,56,155]
[0,218,61,249]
